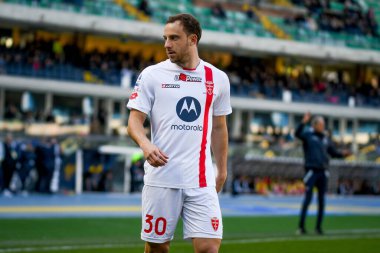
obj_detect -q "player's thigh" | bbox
[192,238,221,253]
[141,186,182,243]
[182,187,223,240]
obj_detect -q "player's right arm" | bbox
[127,109,169,168]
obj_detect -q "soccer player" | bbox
[127,13,231,253]
[296,112,350,235]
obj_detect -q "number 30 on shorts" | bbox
[144,214,167,236]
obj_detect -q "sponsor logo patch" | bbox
[129,85,140,100]
[162,84,180,88]
[176,97,201,122]
[175,73,202,82]
[129,92,138,100]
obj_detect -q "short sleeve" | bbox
[126,68,155,115]
[213,72,232,116]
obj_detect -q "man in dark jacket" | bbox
[35,138,57,193]
[17,142,36,195]
[1,134,18,197]
[296,112,350,235]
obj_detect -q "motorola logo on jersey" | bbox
[174,73,202,82]
[176,97,201,122]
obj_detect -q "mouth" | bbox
[167,51,176,57]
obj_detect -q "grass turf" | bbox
[1,215,380,253]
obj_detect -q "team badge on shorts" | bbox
[211,217,219,231]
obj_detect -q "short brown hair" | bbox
[166,13,202,44]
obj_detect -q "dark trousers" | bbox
[299,169,328,230]
[36,167,53,193]
[1,162,15,191]
[18,168,31,191]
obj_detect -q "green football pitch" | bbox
[1,215,380,253]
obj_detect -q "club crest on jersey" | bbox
[211,217,219,231]
[175,73,202,82]
[205,81,214,95]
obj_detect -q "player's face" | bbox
[163,21,194,64]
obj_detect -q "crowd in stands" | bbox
[0,39,149,86]
[290,0,378,37]
[1,38,379,108]
[338,178,380,195]
[232,175,305,196]
[0,133,61,197]
[0,134,124,197]
[245,124,379,162]
[232,174,380,196]
[226,56,380,107]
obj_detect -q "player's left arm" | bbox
[211,115,228,193]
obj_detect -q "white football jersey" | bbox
[127,59,232,188]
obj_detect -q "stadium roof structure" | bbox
[1,2,380,65]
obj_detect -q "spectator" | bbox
[366,7,379,37]
[4,104,21,121]
[1,133,18,197]
[17,142,36,196]
[337,178,354,195]
[138,0,152,16]
[0,53,5,74]
[121,60,134,88]
[129,158,144,193]
[232,175,252,196]
[97,170,113,192]
[211,2,226,19]
[35,138,58,193]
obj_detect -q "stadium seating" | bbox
[1,0,379,107]
[4,0,131,19]
[3,0,380,50]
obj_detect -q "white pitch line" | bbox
[1,230,380,253]
[222,234,380,245]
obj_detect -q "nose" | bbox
[164,39,171,49]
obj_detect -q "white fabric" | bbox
[127,59,232,189]
[141,185,223,243]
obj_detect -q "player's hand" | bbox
[302,112,311,124]
[215,172,227,193]
[141,143,169,167]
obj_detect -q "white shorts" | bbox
[141,185,223,243]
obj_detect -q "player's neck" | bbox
[178,55,201,70]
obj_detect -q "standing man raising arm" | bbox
[127,13,232,253]
[296,112,350,235]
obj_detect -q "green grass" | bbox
[1,216,380,253]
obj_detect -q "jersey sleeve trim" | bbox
[213,108,232,116]
[126,104,150,115]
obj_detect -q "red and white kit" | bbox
[127,59,232,242]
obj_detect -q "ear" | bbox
[189,34,197,46]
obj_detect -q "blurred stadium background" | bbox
[0,0,379,252]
